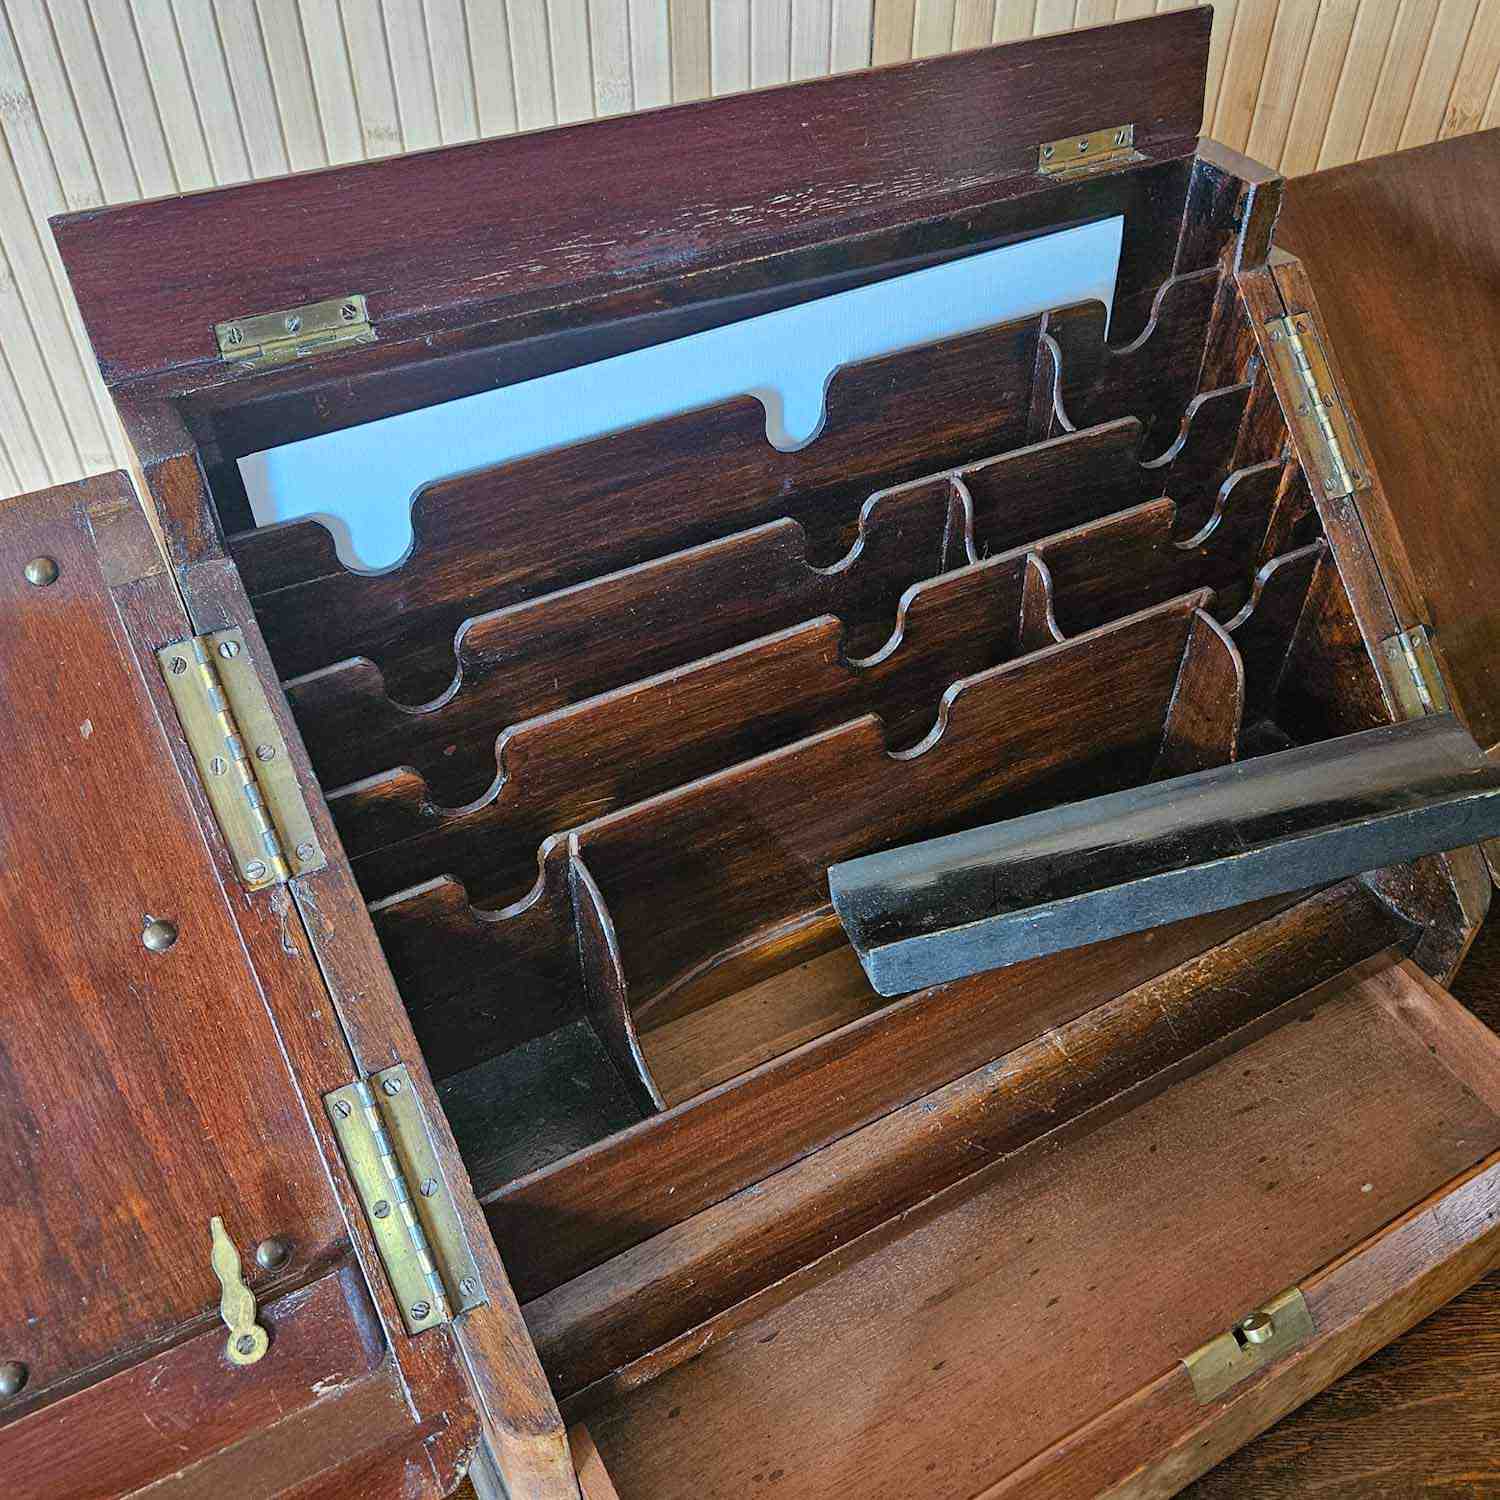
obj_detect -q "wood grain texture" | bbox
[0,473,345,1403]
[581,957,1500,1499]
[5,1265,385,1500]
[1278,128,1500,751]
[525,893,1413,1403]
[1181,915,1500,1498]
[50,13,1210,389]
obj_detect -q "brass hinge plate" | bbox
[1183,1286,1316,1403]
[158,629,325,889]
[1038,123,1140,178]
[1379,624,1451,721]
[325,1064,487,1336]
[1265,313,1369,501]
[216,294,374,368]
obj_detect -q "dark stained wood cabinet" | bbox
[3,15,1500,1498]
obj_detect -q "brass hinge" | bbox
[325,1064,487,1335]
[1182,1285,1316,1403]
[215,294,374,368]
[1038,123,1140,179]
[1379,624,1451,720]
[158,629,325,889]
[1265,313,1368,501]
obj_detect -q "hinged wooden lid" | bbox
[50,11,1210,398]
[1278,129,1500,753]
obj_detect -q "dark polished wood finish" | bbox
[50,12,1210,392]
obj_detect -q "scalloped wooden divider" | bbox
[335,454,1287,910]
[572,593,1215,1031]
[232,314,1050,702]
[292,387,1256,805]
[1043,268,1222,459]
[233,268,1231,704]
[343,558,1029,906]
[290,476,968,801]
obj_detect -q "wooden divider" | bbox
[337,463,1286,908]
[235,264,1229,702]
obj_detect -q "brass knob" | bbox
[23,557,58,587]
[0,1361,27,1398]
[255,1237,291,1271]
[142,917,179,953]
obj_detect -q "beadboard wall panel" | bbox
[1,0,1497,499]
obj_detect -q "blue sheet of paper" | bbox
[240,218,1123,570]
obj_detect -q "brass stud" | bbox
[0,1362,27,1398]
[255,1237,291,1271]
[141,916,178,953]
[23,557,58,587]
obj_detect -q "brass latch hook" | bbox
[209,1216,269,1366]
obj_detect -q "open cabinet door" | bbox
[1276,128,1500,760]
[0,472,487,1498]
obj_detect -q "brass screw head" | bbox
[372,1200,391,1219]
[255,1237,291,1271]
[331,1099,352,1119]
[284,313,302,334]
[381,1077,403,1096]
[340,301,360,322]
[23,557,58,587]
[141,916,178,953]
[217,639,241,659]
[295,840,318,863]
[243,860,268,882]
[458,1277,479,1299]
[419,1178,439,1198]
[223,324,244,346]
[410,1301,431,1322]
[254,743,276,762]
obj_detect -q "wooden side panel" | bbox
[0,473,348,1403]
[1277,129,1500,753]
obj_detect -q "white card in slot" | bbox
[239,218,1123,571]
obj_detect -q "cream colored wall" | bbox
[0,0,1497,501]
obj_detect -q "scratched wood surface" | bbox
[2,1,1499,498]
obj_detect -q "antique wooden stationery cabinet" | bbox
[7,11,1500,1498]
